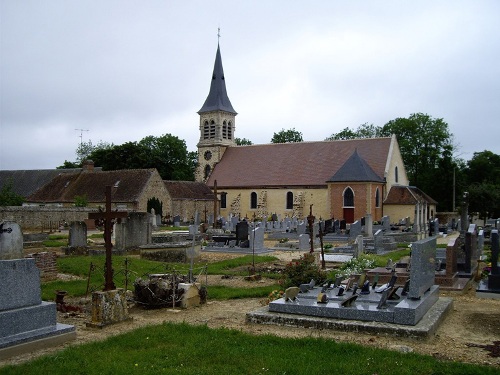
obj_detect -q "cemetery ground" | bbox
[1,235,499,373]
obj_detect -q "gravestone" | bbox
[297,221,306,235]
[67,221,88,254]
[115,212,151,251]
[478,230,484,254]
[408,237,436,299]
[354,235,364,258]
[349,220,361,238]
[340,219,347,231]
[173,215,181,227]
[488,230,500,289]
[236,220,249,244]
[374,229,383,253]
[249,226,265,251]
[0,221,23,260]
[382,216,390,232]
[299,234,309,250]
[150,208,157,227]
[0,221,75,358]
[464,224,477,274]
[334,220,340,234]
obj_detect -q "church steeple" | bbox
[196,40,237,183]
[198,43,237,115]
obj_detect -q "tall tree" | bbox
[271,128,303,143]
[235,137,253,145]
[326,123,382,140]
[0,179,24,206]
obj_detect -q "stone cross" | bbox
[307,204,315,254]
[88,186,128,291]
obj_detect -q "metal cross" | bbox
[88,186,128,291]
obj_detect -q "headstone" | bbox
[354,235,364,258]
[299,234,309,250]
[488,230,500,289]
[194,211,201,227]
[249,226,264,251]
[339,219,346,231]
[115,212,151,251]
[478,230,484,254]
[0,221,23,260]
[408,237,436,299]
[374,229,383,253]
[173,215,181,227]
[236,220,249,244]
[231,216,239,230]
[382,216,390,232]
[464,224,477,274]
[68,221,87,248]
[266,221,273,231]
[334,219,340,234]
[150,208,157,227]
[349,220,362,238]
[297,221,306,235]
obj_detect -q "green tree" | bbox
[325,123,382,140]
[235,137,253,145]
[466,150,500,186]
[74,194,88,207]
[0,179,24,206]
[271,128,303,143]
[57,160,80,169]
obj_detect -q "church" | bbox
[195,43,436,224]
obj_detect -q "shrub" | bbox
[281,253,326,288]
[330,255,376,279]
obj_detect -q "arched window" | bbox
[375,188,380,208]
[210,120,216,139]
[204,164,211,179]
[343,187,354,207]
[286,192,293,209]
[227,121,232,139]
[222,121,227,139]
[395,166,399,183]
[203,120,209,139]
[250,192,257,209]
[220,192,227,209]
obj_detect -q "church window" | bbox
[220,192,227,208]
[204,164,211,179]
[210,120,216,139]
[395,166,399,183]
[343,187,354,207]
[222,121,227,139]
[286,192,293,209]
[203,121,209,140]
[375,188,380,208]
[227,121,232,139]
[250,192,257,209]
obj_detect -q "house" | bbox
[163,181,215,223]
[194,42,436,224]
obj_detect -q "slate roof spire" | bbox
[328,148,385,182]
[198,43,237,114]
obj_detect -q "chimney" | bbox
[82,160,94,172]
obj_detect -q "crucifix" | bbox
[307,204,315,254]
[88,186,128,291]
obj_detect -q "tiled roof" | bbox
[164,181,214,200]
[207,137,392,188]
[0,168,100,198]
[384,186,438,205]
[328,149,385,183]
[27,169,158,203]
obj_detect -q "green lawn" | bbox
[1,323,495,375]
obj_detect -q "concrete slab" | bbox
[246,297,453,339]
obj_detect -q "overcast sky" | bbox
[1,1,499,170]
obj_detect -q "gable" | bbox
[206,137,392,188]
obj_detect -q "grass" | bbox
[1,323,496,375]
[41,254,280,300]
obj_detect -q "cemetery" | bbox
[1,209,500,372]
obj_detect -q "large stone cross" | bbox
[88,186,128,291]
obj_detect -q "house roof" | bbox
[27,169,158,204]
[384,185,438,205]
[0,168,100,198]
[198,43,237,115]
[206,137,392,188]
[328,149,385,183]
[164,181,215,200]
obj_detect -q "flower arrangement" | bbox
[281,252,326,288]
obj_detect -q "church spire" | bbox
[198,42,237,114]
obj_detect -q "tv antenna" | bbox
[75,129,89,147]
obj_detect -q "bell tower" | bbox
[196,41,237,182]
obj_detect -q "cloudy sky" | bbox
[1,1,499,170]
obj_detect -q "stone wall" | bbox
[0,206,95,232]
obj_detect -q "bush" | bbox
[330,255,376,279]
[281,252,326,288]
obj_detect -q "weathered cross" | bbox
[307,204,315,254]
[88,185,128,291]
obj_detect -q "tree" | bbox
[325,123,382,140]
[271,128,303,143]
[87,134,196,180]
[0,179,24,206]
[466,150,500,186]
[235,137,253,145]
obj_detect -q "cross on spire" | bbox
[218,27,221,42]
